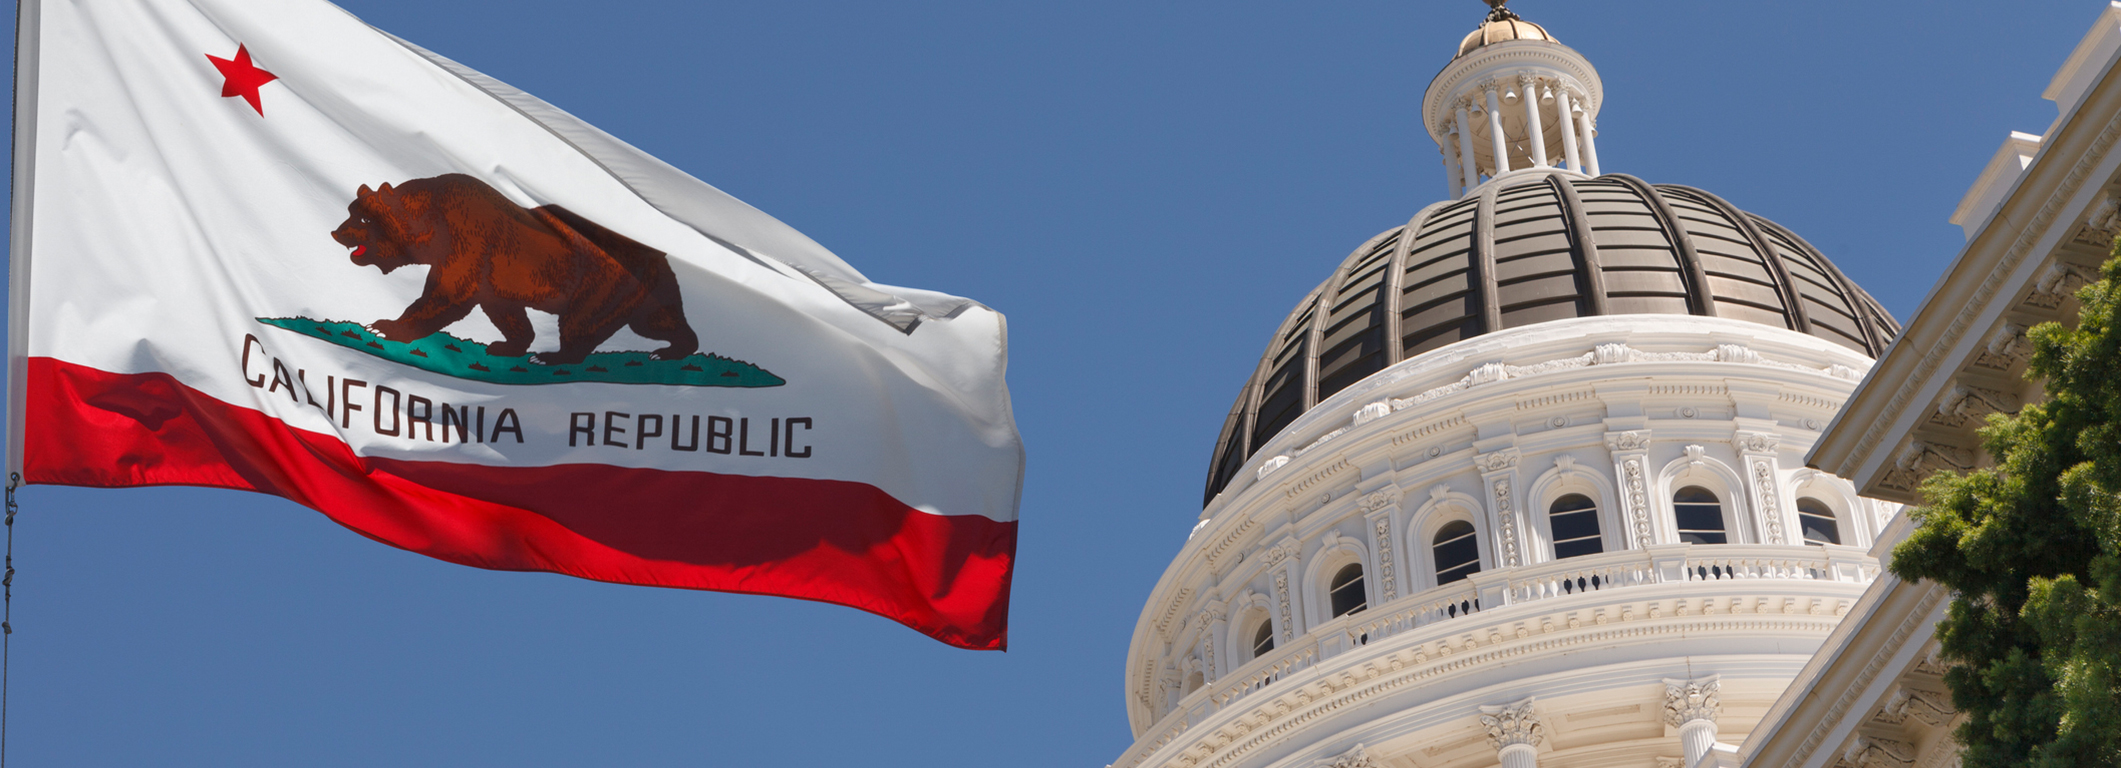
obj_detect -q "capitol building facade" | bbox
[1109,4,1941,768]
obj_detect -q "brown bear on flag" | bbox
[330,173,700,365]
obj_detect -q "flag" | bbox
[5,0,1022,649]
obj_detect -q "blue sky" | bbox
[0,1,2086,765]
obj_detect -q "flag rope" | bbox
[4,472,19,768]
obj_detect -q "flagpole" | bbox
[4,0,38,760]
[7,0,42,483]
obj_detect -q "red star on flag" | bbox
[206,44,277,116]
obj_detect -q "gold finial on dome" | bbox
[1459,0,1549,57]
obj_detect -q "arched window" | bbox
[1673,486,1728,544]
[1433,520,1481,584]
[1549,493,1604,558]
[1251,619,1275,658]
[1328,563,1367,617]
[1797,497,1841,545]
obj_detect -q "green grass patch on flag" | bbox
[258,317,785,388]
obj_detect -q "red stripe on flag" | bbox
[21,357,1013,649]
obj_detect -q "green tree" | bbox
[1892,250,2121,767]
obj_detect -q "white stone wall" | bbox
[1118,316,1896,768]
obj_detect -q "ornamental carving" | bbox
[1736,431,1778,455]
[2078,191,2121,246]
[1752,459,1787,545]
[1973,322,2030,371]
[1476,449,1520,473]
[1879,687,1955,726]
[1479,698,1544,750]
[1605,430,1651,452]
[1623,458,1652,547]
[1355,487,1403,512]
[2026,261,2094,309]
[1662,675,1721,727]
[1841,735,1916,768]
[1379,346,1849,416]
[1274,571,1293,641]
[1932,381,2020,428]
[1881,440,1976,491]
[1318,743,1378,768]
[1494,478,1522,567]
[1373,518,1398,601]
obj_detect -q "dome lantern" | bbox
[1426,1,1604,198]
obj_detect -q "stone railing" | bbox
[1156,543,1876,730]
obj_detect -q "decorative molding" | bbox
[1317,743,1377,768]
[1475,449,1521,473]
[1479,697,1544,750]
[1383,344,1855,416]
[1355,487,1403,513]
[1493,478,1522,568]
[1842,735,1917,768]
[1274,571,1294,642]
[1752,459,1788,545]
[1931,381,2020,428]
[1736,430,1779,455]
[2076,189,2121,246]
[1662,675,1722,727]
[1373,518,1398,601]
[1623,458,1652,547]
[1972,322,2031,371]
[1879,439,1977,493]
[2025,261,2095,309]
[1684,444,1707,467]
[1878,687,1955,727]
[1605,430,1651,452]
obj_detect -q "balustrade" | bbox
[1157,543,1873,724]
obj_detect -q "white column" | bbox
[1555,88,1582,173]
[1664,676,1721,768]
[1575,102,1601,177]
[1480,697,1543,768]
[1520,74,1548,168]
[1484,83,1511,176]
[1444,136,1464,199]
[1454,102,1480,190]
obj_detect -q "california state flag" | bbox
[6,0,1022,649]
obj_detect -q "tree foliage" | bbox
[1892,250,2121,767]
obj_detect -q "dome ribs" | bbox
[1491,181,1588,328]
[1609,174,1717,318]
[1381,202,1449,366]
[1753,217,1894,354]
[1547,174,1610,315]
[1472,181,1507,334]
[1199,173,1904,504]
[1678,185,1813,335]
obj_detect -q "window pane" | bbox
[1554,537,1601,559]
[1331,580,1366,616]
[1252,621,1275,657]
[1551,493,1597,513]
[1677,528,1728,545]
[1674,504,1724,532]
[1434,521,1481,584]
[1551,508,1602,541]
[1798,498,1840,545]
[1674,486,1726,545]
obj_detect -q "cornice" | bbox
[1809,37,2121,500]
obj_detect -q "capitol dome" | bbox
[1203,174,1901,504]
[1113,5,1909,768]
